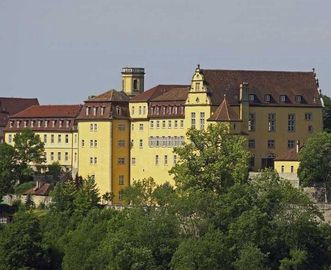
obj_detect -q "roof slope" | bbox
[87,89,129,102]
[275,148,299,161]
[208,96,239,121]
[11,105,82,118]
[131,85,189,102]
[201,69,321,106]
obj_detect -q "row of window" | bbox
[150,119,184,129]
[191,112,205,129]
[150,105,184,116]
[248,113,313,132]
[9,119,72,129]
[8,134,76,144]
[249,94,306,104]
[89,157,126,165]
[47,151,76,162]
[248,139,299,149]
[131,105,146,115]
[131,155,177,166]
[148,136,185,148]
[280,165,296,173]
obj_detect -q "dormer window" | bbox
[101,107,105,115]
[93,107,97,116]
[249,94,255,102]
[23,121,27,128]
[59,120,63,128]
[38,121,41,128]
[86,107,90,116]
[155,107,159,115]
[52,120,56,127]
[16,121,20,128]
[30,120,34,128]
[66,120,70,128]
[116,106,121,115]
[45,120,48,128]
[265,94,271,102]
[9,121,13,128]
[280,95,287,102]
[173,106,178,114]
[162,106,166,115]
[168,106,171,114]
[295,95,303,103]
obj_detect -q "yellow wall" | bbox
[274,160,300,174]
[4,131,78,172]
[78,121,112,197]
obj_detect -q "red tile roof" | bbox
[131,85,189,102]
[275,148,299,161]
[11,105,82,118]
[152,86,190,102]
[201,69,322,107]
[208,95,239,121]
[86,89,129,102]
[23,183,52,196]
[0,97,39,126]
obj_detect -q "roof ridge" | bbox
[201,68,313,74]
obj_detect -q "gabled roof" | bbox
[208,95,239,122]
[131,85,189,102]
[201,69,321,107]
[87,89,129,102]
[152,86,190,102]
[275,148,299,161]
[11,105,82,118]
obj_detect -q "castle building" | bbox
[0,97,39,143]
[4,66,324,204]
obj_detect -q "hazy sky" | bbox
[1,0,330,104]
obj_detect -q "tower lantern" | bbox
[121,67,145,97]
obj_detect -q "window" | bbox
[45,121,48,128]
[31,120,35,128]
[173,155,177,165]
[295,95,302,103]
[139,124,144,131]
[168,120,171,128]
[131,106,135,115]
[143,106,146,115]
[16,121,20,128]
[90,157,93,164]
[119,175,125,185]
[248,139,255,149]
[65,152,69,161]
[139,106,142,115]
[74,153,77,162]
[305,113,312,121]
[195,82,200,91]
[288,114,296,132]
[174,120,178,128]
[132,157,136,165]
[281,165,284,173]
[94,157,97,164]
[288,140,295,149]
[200,112,205,129]
[150,121,154,129]
[86,107,90,115]
[191,112,196,129]
[93,107,97,116]
[131,124,134,131]
[44,134,47,143]
[94,140,98,147]
[180,120,184,128]
[101,107,105,115]
[81,139,85,147]
[50,152,54,161]
[268,113,276,132]
[51,134,54,143]
[66,120,70,128]
[59,121,63,128]
[308,125,313,133]
[155,155,159,165]
[156,121,160,129]
[65,134,69,143]
[58,135,62,143]
[23,121,27,128]
[90,140,93,148]
[248,113,255,131]
[280,95,286,102]
[291,166,294,173]
[265,94,271,102]
[9,121,13,128]
[118,124,125,131]
[74,134,77,144]
[173,107,178,114]
[249,155,255,168]
[94,124,98,131]
[267,140,275,149]
[118,140,125,147]
[162,120,166,128]
[133,79,138,90]
[52,120,56,127]
[58,152,61,161]
[164,155,168,165]
[139,139,143,149]
[90,123,93,131]
[8,134,12,143]
[249,94,255,101]
[38,121,42,128]
[118,158,125,165]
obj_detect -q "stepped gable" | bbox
[208,95,239,122]
[201,69,321,107]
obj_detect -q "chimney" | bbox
[296,140,300,153]
[240,82,249,131]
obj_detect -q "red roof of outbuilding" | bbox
[11,105,82,118]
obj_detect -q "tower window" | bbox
[133,79,138,90]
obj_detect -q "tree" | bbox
[13,128,45,180]
[170,123,250,195]
[322,94,331,132]
[0,211,49,269]
[298,132,331,203]
[0,143,16,200]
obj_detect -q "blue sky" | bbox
[1,0,330,104]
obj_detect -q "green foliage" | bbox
[14,181,35,195]
[322,94,331,132]
[0,211,49,269]
[233,244,268,270]
[170,123,250,195]
[0,143,16,200]
[46,162,62,182]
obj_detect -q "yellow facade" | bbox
[274,160,300,174]
[5,131,78,173]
